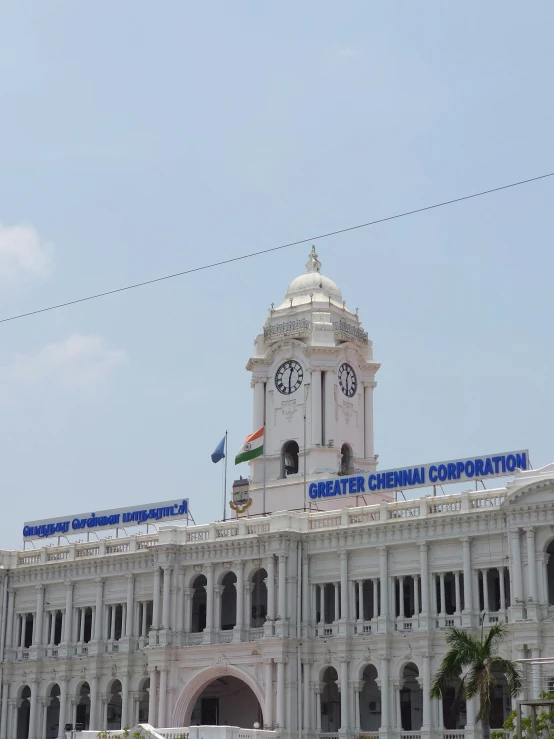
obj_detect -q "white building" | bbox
[1,249,554,739]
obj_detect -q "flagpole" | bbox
[262,423,266,515]
[223,430,228,522]
[303,410,307,512]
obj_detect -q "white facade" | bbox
[1,251,554,739]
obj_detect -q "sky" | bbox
[0,2,553,550]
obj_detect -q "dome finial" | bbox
[306,245,321,274]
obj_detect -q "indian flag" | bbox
[235,427,264,465]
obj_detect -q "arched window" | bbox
[138,678,150,724]
[401,663,422,731]
[281,441,299,477]
[321,667,340,732]
[360,664,381,731]
[45,684,61,739]
[107,680,122,731]
[17,686,31,739]
[340,444,353,475]
[251,569,268,627]
[192,575,207,633]
[221,572,237,630]
[75,683,90,731]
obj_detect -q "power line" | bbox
[2,170,553,325]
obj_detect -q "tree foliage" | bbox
[491,693,554,739]
[430,624,522,723]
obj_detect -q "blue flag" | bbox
[211,436,226,463]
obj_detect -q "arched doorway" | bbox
[251,569,267,627]
[221,572,237,630]
[17,686,30,739]
[75,682,90,730]
[489,673,510,729]
[321,667,340,732]
[107,680,122,730]
[45,684,61,739]
[192,575,207,633]
[442,670,466,730]
[400,663,422,731]
[360,664,381,731]
[190,676,262,728]
[138,679,150,724]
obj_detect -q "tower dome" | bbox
[277,246,343,309]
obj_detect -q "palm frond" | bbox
[430,648,465,698]
[491,658,523,698]
[445,627,482,664]
[482,623,508,655]
[475,669,494,722]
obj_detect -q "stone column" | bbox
[176,567,185,633]
[8,698,17,739]
[379,547,388,626]
[510,529,523,602]
[158,668,168,727]
[525,528,538,603]
[324,370,335,446]
[277,554,287,620]
[253,379,265,431]
[234,560,244,630]
[393,679,403,730]
[380,656,390,729]
[121,672,130,728]
[398,576,405,619]
[89,674,98,730]
[162,566,172,630]
[205,563,214,631]
[5,590,14,649]
[340,658,349,731]
[302,556,310,631]
[461,537,473,625]
[183,589,193,634]
[482,570,490,614]
[276,658,286,728]
[148,670,157,727]
[311,370,322,446]
[334,583,340,623]
[422,654,431,731]
[303,660,311,730]
[363,381,375,459]
[439,573,446,618]
[353,682,363,731]
[125,575,134,637]
[63,581,73,643]
[319,585,325,624]
[152,568,161,630]
[58,678,68,739]
[110,605,116,641]
[315,683,323,732]
[38,697,47,739]
[358,581,365,621]
[28,680,38,739]
[264,659,273,728]
[340,551,349,622]
[414,575,420,619]
[454,572,461,615]
[499,567,506,612]
[267,555,276,621]
[531,648,541,699]
[373,579,379,620]
[0,682,9,739]
[213,586,221,631]
[419,543,430,628]
[33,586,44,647]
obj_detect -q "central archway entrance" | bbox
[190,676,262,728]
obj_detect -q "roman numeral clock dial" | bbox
[275,360,303,395]
[338,363,357,397]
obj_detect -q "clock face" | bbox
[338,363,357,397]
[275,360,304,395]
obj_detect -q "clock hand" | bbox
[288,369,292,392]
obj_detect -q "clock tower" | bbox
[245,247,381,513]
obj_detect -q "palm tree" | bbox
[430,623,522,738]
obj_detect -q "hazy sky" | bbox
[1,2,553,549]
